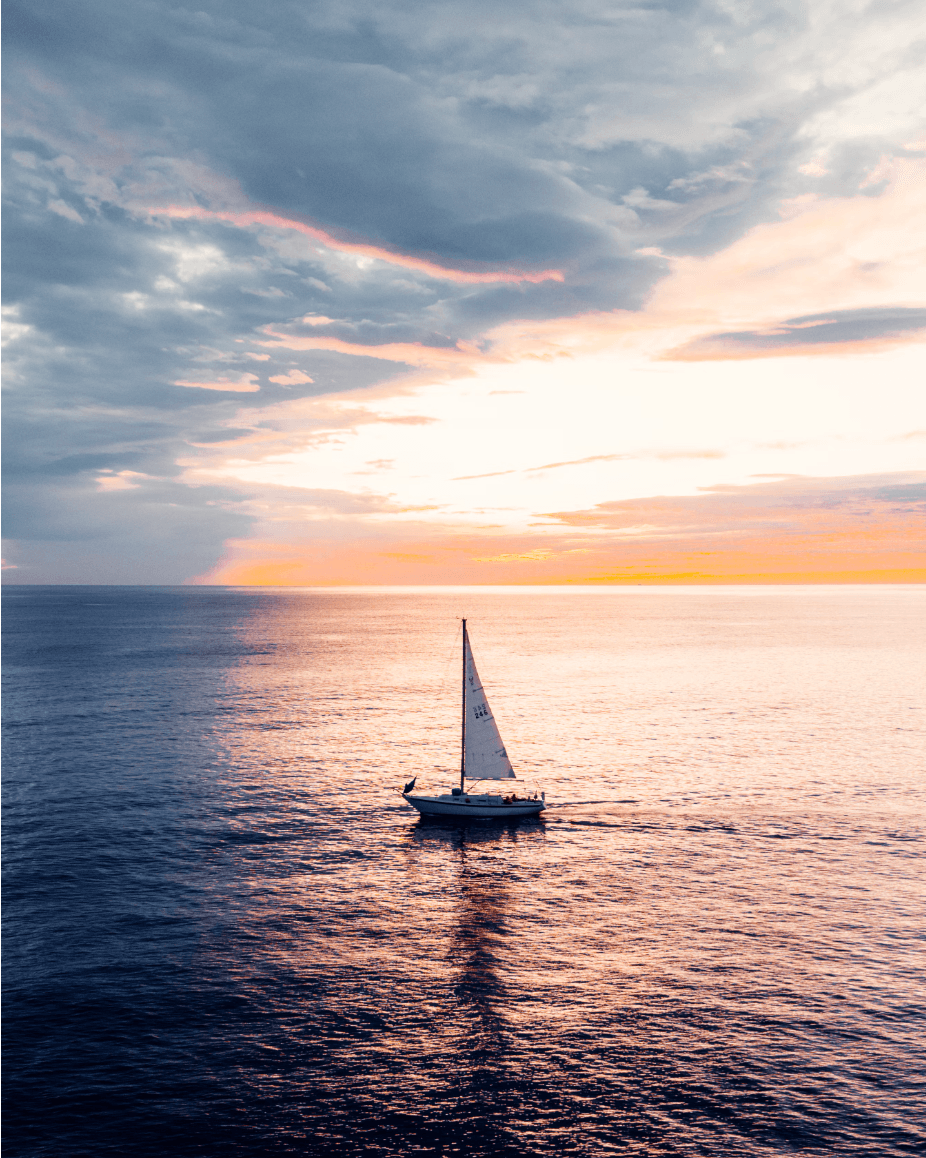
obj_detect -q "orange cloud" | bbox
[190,473,926,586]
[147,205,564,285]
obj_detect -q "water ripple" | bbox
[3,586,925,1156]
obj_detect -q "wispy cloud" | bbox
[526,450,725,472]
[666,307,926,361]
[541,473,926,536]
[454,449,725,481]
[453,470,519,481]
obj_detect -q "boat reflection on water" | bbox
[402,818,545,1153]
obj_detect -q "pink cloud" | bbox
[258,330,485,368]
[146,205,564,286]
[175,373,260,392]
[268,369,315,385]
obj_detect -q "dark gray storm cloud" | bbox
[3,0,922,579]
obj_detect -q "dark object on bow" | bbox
[403,777,417,794]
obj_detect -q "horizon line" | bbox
[3,580,925,590]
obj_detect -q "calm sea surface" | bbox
[3,585,925,1157]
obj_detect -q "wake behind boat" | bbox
[402,620,545,820]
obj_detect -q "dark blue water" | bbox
[4,585,925,1156]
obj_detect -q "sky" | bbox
[3,0,925,585]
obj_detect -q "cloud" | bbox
[454,450,725,480]
[666,307,926,361]
[525,449,726,473]
[175,374,261,392]
[268,369,315,386]
[95,469,151,491]
[645,155,926,332]
[453,470,519,481]
[148,206,565,285]
[2,472,253,583]
[194,472,926,586]
[48,198,85,224]
[3,0,925,581]
[258,329,482,368]
[540,472,926,536]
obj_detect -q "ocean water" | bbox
[3,584,925,1157]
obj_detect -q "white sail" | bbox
[463,628,515,780]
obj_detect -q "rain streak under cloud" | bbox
[3,0,925,583]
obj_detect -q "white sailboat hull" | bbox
[403,792,545,819]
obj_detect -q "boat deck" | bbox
[403,791,545,819]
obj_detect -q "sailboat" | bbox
[402,619,546,819]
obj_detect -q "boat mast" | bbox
[460,618,467,791]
